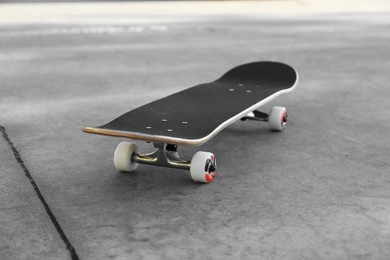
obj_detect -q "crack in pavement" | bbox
[0,125,80,260]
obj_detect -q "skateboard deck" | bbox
[83,61,298,146]
[83,61,298,183]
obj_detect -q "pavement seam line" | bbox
[0,125,80,260]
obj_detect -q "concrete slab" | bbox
[1,1,390,259]
[0,132,70,260]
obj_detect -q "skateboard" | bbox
[83,61,298,183]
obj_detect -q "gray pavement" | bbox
[0,134,70,260]
[1,2,390,260]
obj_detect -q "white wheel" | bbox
[268,106,288,131]
[114,142,139,172]
[190,151,217,183]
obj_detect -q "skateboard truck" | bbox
[240,110,269,121]
[132,143,191,170]
[113,141,217,183]
[241,107,288,130]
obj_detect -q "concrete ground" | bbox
[1,1,390,259]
